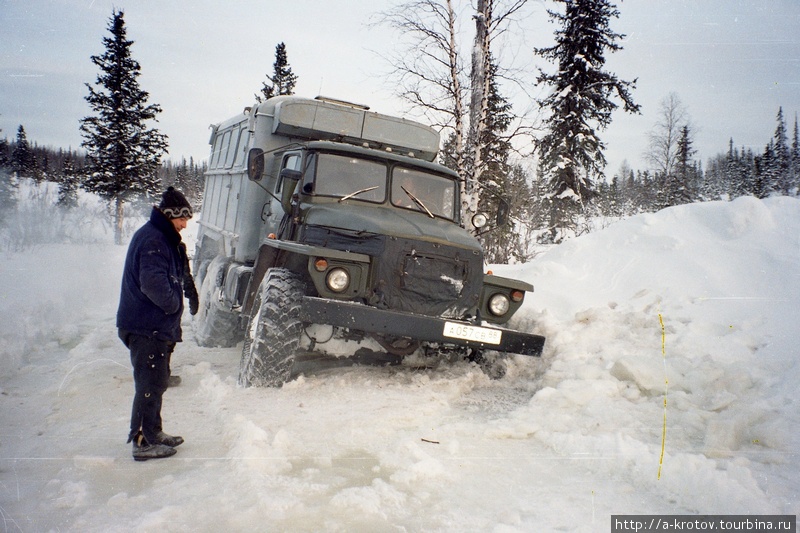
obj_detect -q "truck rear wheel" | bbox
[194,256,241,348]
[238,268,305,387]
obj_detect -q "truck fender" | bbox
[241,243,279,315]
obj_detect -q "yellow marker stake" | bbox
[658,313,668,480]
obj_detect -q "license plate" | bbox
[443,321,502,345]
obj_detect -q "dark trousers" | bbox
[119,330,173,444]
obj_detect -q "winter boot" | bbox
[132,434,177,462]
[168,375,182,387]
[154,431,184,447]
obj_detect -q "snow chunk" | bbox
[610,356,671,395]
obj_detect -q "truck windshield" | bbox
[312,153,457,220]
[391,166,457,220]
[313,153,387,203]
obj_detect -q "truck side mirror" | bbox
[247,148,265,181]
[496,197,510,226]
[280,168,302,213]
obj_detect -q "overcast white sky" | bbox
[1,0,799,176]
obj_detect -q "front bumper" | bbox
[299,296,545,357]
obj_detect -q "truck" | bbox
[192,95,545,386]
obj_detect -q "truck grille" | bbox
[302,226,482,319]
[375,239,482,318]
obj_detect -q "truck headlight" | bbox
[326,267,350,293]
[488,293,510,316]
[472,213,488,229]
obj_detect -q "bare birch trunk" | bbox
[446,0,465,180]
[464,0,492,226]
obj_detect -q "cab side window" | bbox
[209,134,224,168]
[276,153,302,193]
[223,129,239,169]
[216,130,231,169]
[233,127,249,168]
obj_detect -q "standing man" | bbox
[117,187,198,461]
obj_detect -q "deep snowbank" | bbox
[1,196,797,531]
[492,196,800,516]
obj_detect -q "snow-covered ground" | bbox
[1,196,798,532]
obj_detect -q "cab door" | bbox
[263,151,303,237]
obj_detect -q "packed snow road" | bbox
[1,196,797,531]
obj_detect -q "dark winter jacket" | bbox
[117,207,187,342]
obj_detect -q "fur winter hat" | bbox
[158,187,193,219]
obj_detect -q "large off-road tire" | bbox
[193,256,241,348]
[238,268,305,387]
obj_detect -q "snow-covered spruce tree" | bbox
[629,169,657,213]
[722,140,747,199]
[791,115,800,195]
[0,171,16,227]
[662,124,698,206]
[159,156,203,209]
[613,160,636,215]
[11,125,37,180]
[80,9,168,245]
[0,138,9,169]
[771,107,790,194]
[476,58,531,263]
[701,150,729,202]
[753,142,775,199]
[40,152,50,181]
[535,0,639,242]
[173,158,190,198]
[738,147,757,199]
[57,154,80,209]
[0,126,15,225]
[255,42,298,103]
[190,158,206,205]
[173,157,202,206]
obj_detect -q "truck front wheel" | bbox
[238,268,305,387]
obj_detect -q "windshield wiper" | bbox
[339,185,379,202]
[401,186,434,218]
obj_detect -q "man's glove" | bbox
[180,242,200,315]
[185,280,199,315]
[189,293,199,315]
